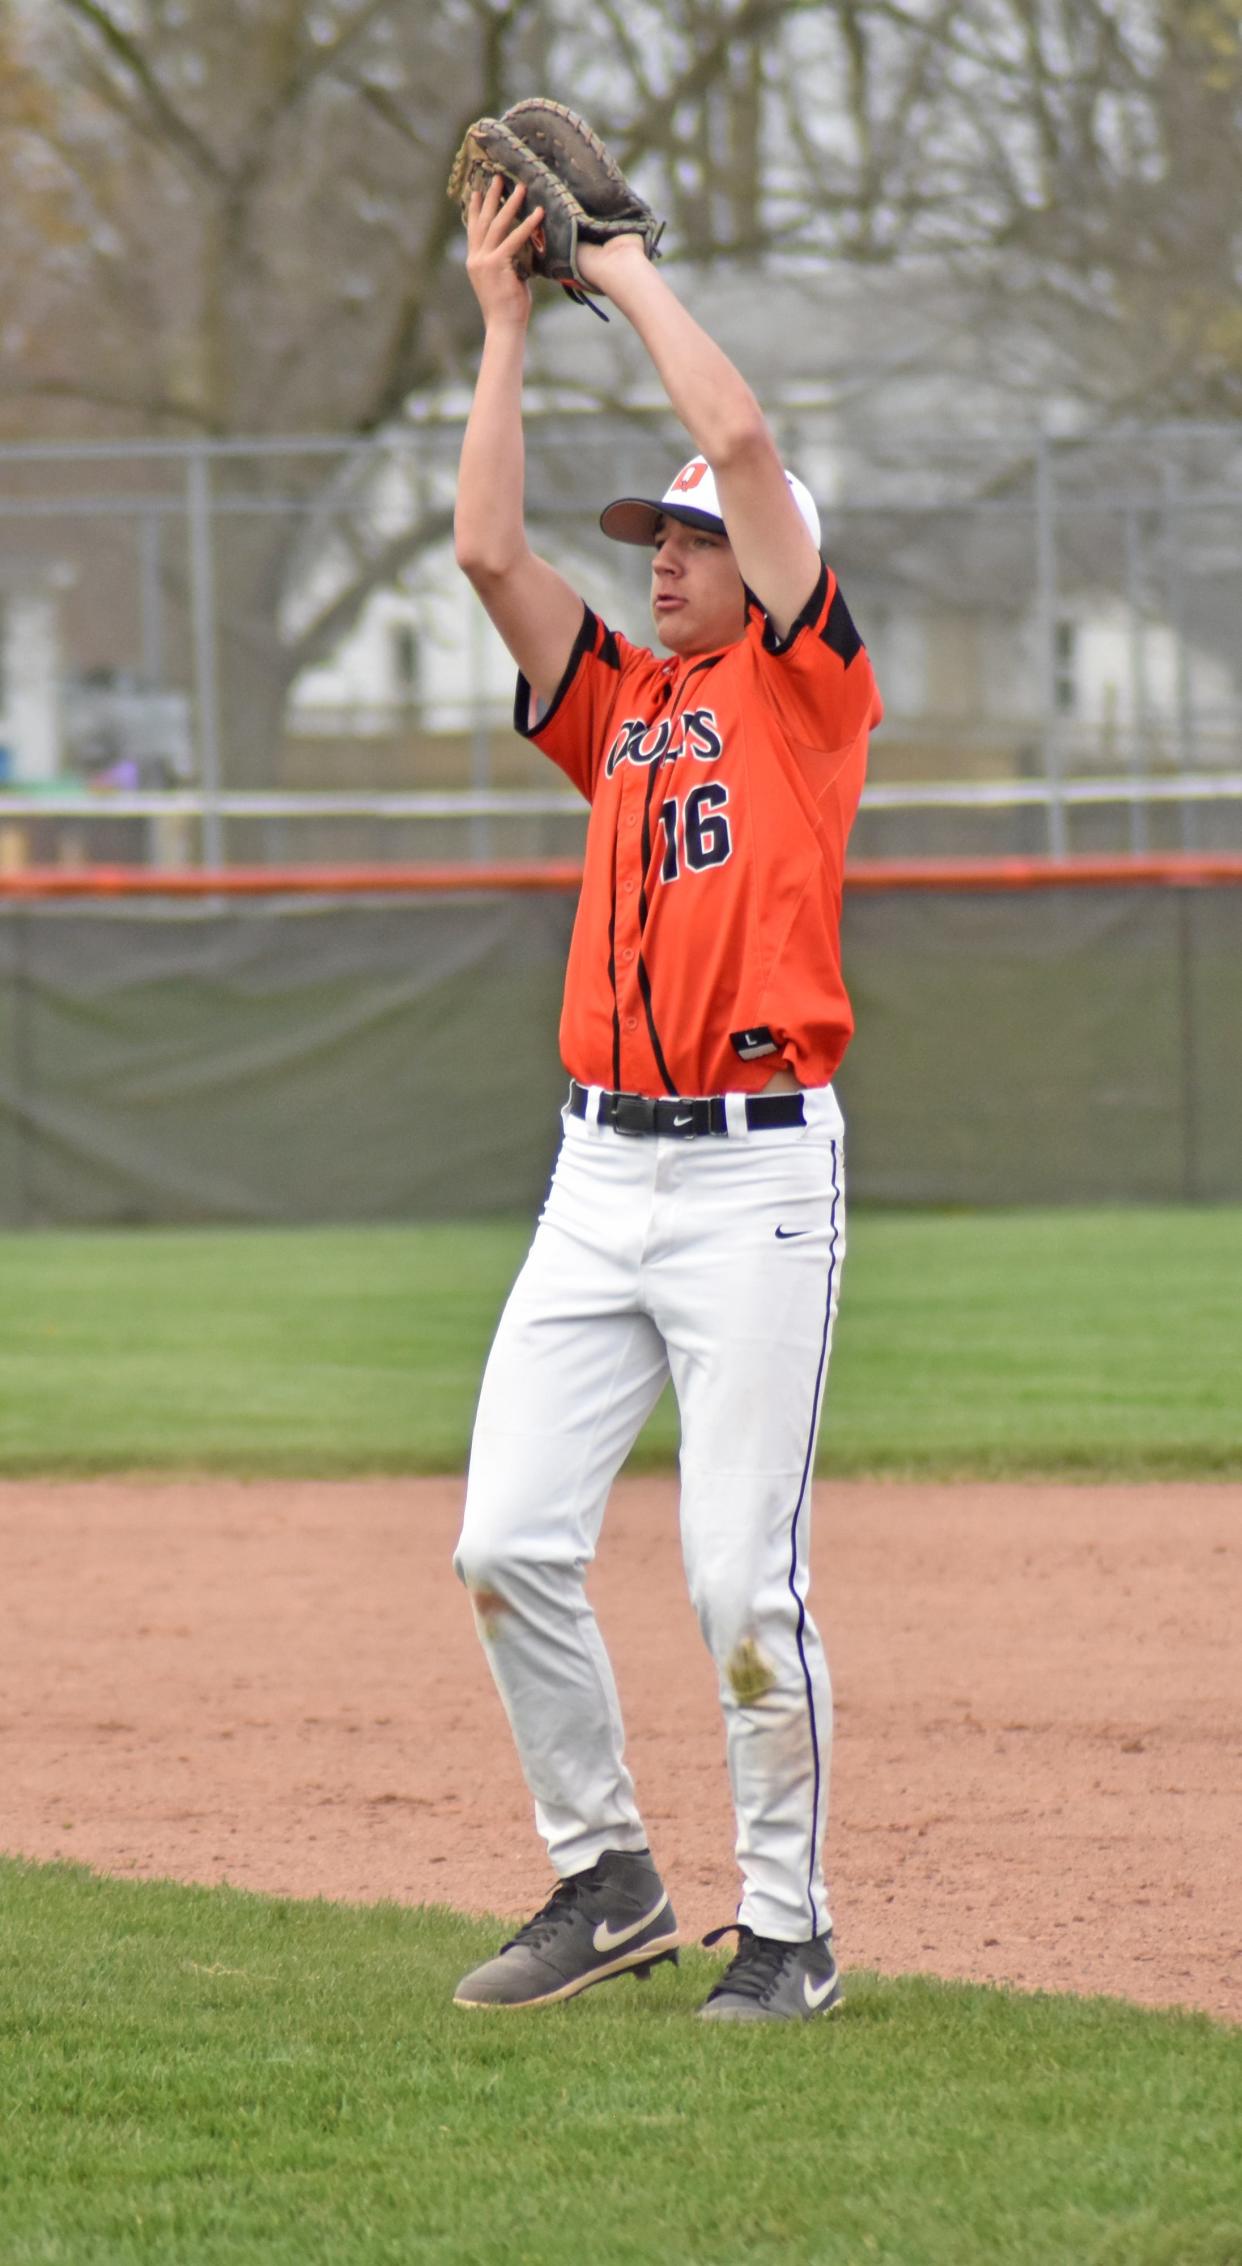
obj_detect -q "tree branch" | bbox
[229,0,397,199]
[54,0,227,183]
[282,504,457,681]
[0,371,214,427]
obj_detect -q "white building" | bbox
[281,269,1242,779]
[0,564,62,784]
[284,455,1238,781]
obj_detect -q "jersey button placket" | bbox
[616,768,645,1082]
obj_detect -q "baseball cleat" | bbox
[697,1923,843,2023]
[452,1848,680,2008]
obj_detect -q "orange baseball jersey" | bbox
[516,560,882,1096]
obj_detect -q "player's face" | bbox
[649,516,747,655]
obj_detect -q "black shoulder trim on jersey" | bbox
[598,622,622,670]
[761,561,830,656]
[821,580,863,668]
[572,602,601,664]
[513,601,595,739]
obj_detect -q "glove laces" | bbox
[560,282,609,321]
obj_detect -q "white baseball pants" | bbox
[453,1085,845,1943]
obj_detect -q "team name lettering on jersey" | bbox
[604,706,723,778]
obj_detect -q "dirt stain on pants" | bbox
[726,1637,777,1707]
[469,1586,512,1638]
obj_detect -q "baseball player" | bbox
[450,172,881,2021]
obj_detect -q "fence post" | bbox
[1176,885,1200,1200]
[186,445,224,868]
[7,906,33,1227]
[468,597,492,864]
[139,510,164,688]
[1123,506,1150,856]
[1034,431,1067,859]
[1161,453,1197,853]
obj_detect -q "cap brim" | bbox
[599,497,727,546]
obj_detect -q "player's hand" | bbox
[574,231,652,299]
[465,176,545,329]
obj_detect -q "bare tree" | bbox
[0,0,1235,782]
[0,0,986,779]
[932,0,1242,420]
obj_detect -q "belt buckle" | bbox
[608,1091,657,1137]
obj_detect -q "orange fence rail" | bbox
[0,862,585,899]
[842,854,1242,891]
[2,854,1242,900]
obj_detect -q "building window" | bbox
[1054,618,1077,714]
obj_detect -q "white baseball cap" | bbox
[600,454,821,551]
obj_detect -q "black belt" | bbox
[567,1079,805,1138]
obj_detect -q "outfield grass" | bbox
[0,1860,1238,2266]
[1,1208,1239,1478]
[3,1227,1239,2265]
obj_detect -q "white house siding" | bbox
[1,591,61,783]
[288,534,644,737]
[1065,602,1234,759]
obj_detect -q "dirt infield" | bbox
[2,1477,1238,2022]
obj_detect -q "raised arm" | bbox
[455,178,586,706]
[576,239,821,641]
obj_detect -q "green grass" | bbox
[1,1859,1238,2266]
[1,1208,1239,1478]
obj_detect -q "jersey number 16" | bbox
[657,782,732,881]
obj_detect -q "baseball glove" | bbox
[447,99,665,319]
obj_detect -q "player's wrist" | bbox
[576,235,656,296]
[478,297,532,347]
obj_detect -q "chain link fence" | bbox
[0,423,1239,871]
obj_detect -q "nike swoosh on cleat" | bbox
[593,1894,670,1954]
[803,1970,839,2010]
[774,1226,811,1240]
